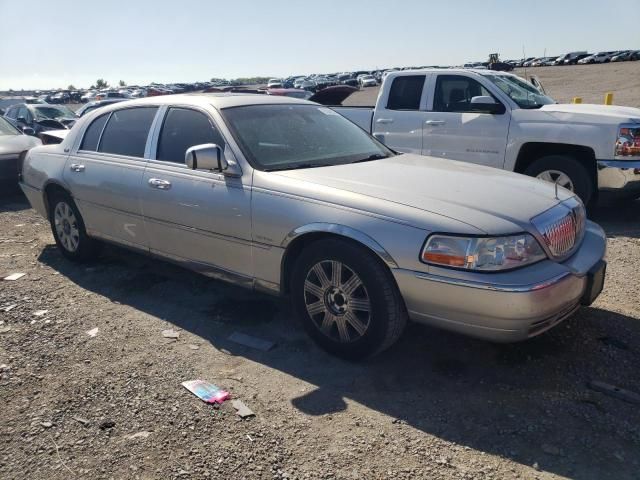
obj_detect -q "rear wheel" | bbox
[49,192,101,261]
[524,154,594,206]
[291,239,407,360]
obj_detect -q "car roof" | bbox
[84,93,314,113]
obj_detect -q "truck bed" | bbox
[331,106,374,132]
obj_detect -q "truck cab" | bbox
[333,69,640,205]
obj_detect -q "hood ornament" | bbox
[554,180,559,200]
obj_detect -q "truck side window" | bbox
[386,75,425,111]
[433,75,496,113]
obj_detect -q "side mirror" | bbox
[470,96,505,114]
[22,127,35,136]
[185,143,228,172]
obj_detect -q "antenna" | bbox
[522,45,528,80]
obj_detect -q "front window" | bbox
[0,116,20,136]
[484,74,555,109]
[222,104,393,171]
[33,105,77,121]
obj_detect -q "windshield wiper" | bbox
[266,163,328,172]
[351,153,388,164]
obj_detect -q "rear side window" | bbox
[156,108,225,163]
[387,75,425,110]
[80,113,109,151]
[98,107,158,157]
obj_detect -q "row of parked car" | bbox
[515,50,639,67]
[266,72,380,92]
[463,50,639,70]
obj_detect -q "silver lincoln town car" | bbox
[19,94,607,359]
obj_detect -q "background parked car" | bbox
[578,51,618,64]
[3,103,78,135]
[0,116,41,191]
[359,75,377,87]
[75,99,128,117]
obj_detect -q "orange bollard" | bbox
[572,97,583,104]
[605,92,613,105]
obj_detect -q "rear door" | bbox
[140,106,253,279]
[64,106,158,247]
[421,74,510,169]
[371,74,429,154]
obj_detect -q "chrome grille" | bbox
[532,198,586,259]
[541,213,577,257]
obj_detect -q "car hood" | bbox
[539,103,640,122]
[269,154,573,234]
[0,134,41,156]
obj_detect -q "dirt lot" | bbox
[344,62,640,107]
[1,188,640,480]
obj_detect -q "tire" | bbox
[524,154,594,206]
[291,238,407,360]
[48,191,101,262]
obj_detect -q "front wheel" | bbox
[524,155,594,206]
[49,192,101,261]
[291,239,407,360]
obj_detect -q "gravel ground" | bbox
[1,190,639,480]
[344,61,640,107]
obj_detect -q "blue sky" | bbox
[0,0,637,90]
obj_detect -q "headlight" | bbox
[421,233,546,271]
[614,123,640,160]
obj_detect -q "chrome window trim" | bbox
[145,105,168,159]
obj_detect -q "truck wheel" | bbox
[525,155,594,206]
[291,239,407,360]
[49,191,101,262]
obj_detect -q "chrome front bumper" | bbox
[393,221,607,342]
[597,159,640,195]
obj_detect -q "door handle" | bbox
[148,178,172,190]
[425,120,446,126]
[376,118,394,124]
[69,163,85,172]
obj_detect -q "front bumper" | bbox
[393,220,607,342]
[597,159,640,196]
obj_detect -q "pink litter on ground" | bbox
[182,380,230,404]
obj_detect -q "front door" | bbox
[140,107,253,279]
[422,74,510,169]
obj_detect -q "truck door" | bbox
[371,74,429,154]
[422,74,510,169]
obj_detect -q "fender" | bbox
[282,222,399,269]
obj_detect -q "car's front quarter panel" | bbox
[250,173,436,288]
[505,109,619,171]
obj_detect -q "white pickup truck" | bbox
[333,69,640,205]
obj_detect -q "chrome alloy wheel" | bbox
[54,201,80,252]
[303,260,371,343]
[536,170,575,192]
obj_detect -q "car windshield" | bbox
[34,105,77,120]
[0,116,20,135]
[222,104,393,171]
[484,74,555,109]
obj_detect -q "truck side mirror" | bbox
[470,96,506,114]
